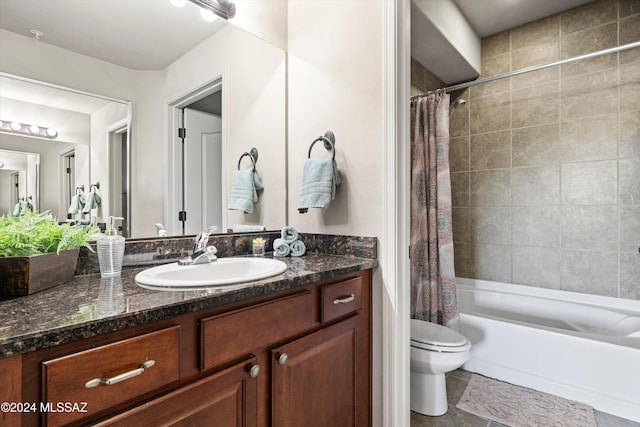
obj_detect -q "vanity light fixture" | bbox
[0,120,58,139]
[171,0,235,20]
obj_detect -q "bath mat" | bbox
[456,374,597,427]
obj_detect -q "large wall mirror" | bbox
[0,0,287,238]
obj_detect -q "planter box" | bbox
[0,249,79,298]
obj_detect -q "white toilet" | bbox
[410,318,471,416]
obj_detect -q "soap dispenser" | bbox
[97,216,125,277]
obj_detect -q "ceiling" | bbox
[0,0,227,70]
[411,0,594,84]
[452,0,593,37]
[0,0,597,73]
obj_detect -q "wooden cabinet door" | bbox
[95,356,259,427]
[272,316,361,427]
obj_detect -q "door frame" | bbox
[107,119,129,237]
[164,76,225,236]
[60,150,76,219]
[382,1,410,426]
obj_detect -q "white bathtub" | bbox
[457,277,640,423]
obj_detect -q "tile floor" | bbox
[410,369,640,427]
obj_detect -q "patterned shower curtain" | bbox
[410,94,459,329]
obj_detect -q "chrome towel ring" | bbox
[307,131,336,158]
[237,147,259,170]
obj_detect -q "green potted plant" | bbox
[0,211,97,297]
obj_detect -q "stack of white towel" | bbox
[273,226,306,257]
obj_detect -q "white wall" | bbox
[232,0,288,51]
[287,1,386,424]
[0,29,138,102]
[287,0,385,237]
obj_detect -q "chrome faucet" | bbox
[155,223,168,237]
[178,226,219,265]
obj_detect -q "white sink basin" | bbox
[135,257,288,288]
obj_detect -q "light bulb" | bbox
[10,122,21,131]
[170,0,188,6]
[200,8,217,22]
[29,125,40,134]
[46,128,58,138]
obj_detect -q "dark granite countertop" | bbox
[0,252,376,359]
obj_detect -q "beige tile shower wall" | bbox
[411,58,444,95]
[449,0,640,299]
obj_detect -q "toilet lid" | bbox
[410,319,468,347]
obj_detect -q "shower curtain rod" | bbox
[411,40,640,99]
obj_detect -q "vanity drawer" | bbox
[201,291,314,371]
[42,326,180,427]
[321,277,363,323]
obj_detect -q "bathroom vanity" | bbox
[0,246,375,427]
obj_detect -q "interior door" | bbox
[183,108,222,235]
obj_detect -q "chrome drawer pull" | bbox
[333,294,355,305]
[85,360,155,388]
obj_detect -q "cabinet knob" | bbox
[249,364,260,378]
[278,353,288,365]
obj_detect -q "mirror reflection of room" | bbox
[0,76,129,235]
[0,0,287,238]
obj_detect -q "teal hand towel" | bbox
[289,239,306,257]
[281,226,298,244]
[273,238,290,257]
[228,169,263,214]
[83,191,101,213]
[297,157,341,213]
[69,194,85,215]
